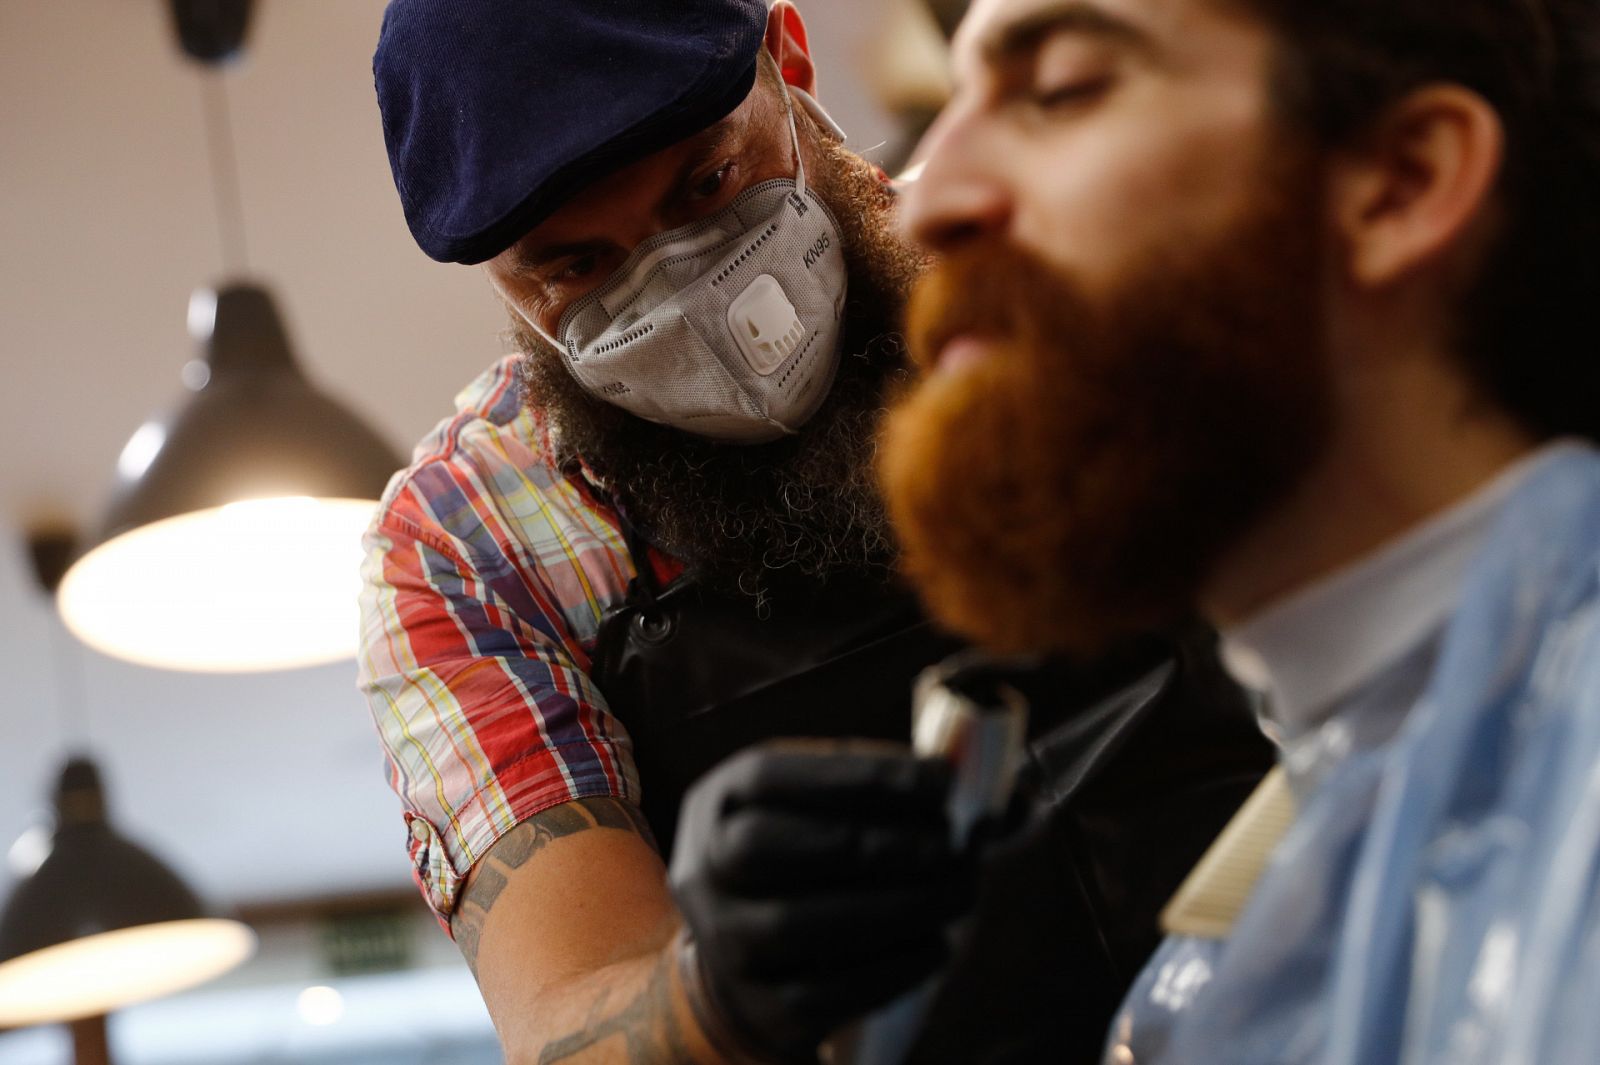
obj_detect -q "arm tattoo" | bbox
[451,796,656,976]
[537,949,702,1064]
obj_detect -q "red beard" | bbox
[879,165,1333,657]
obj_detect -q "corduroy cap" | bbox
[375,0,771,264]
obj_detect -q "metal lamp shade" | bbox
[57,283,404,672]
[0,760,254,1027]
[168,0,254,64]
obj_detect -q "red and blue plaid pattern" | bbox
[358,356,674,923]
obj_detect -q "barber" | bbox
[359,2,1272,1062]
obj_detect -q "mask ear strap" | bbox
[780,81,807,198]
[526,316,563,352]
[488,272,565,352]
[788,86,847,143]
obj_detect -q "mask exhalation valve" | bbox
[729,274,806,376]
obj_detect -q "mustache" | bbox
[906,244,1084,374]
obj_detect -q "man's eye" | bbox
[557,253,600,282]
[1030,75,1113,111]
[692,163,735,200]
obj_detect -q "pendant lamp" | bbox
[57,286,401,672]
[0,759,256,1028]
[56,0,403,672]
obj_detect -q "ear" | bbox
[765,1,818,96]
[1328,85,1505,289]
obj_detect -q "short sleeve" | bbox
[357,502,640,925]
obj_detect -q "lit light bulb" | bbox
[58,496,377,672]
[0,919,255,1026]
[297,985,345,1026]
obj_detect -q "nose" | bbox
[900,105,1014,255]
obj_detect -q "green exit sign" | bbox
[320,912,414,975]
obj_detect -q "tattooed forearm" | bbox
[451,796,656,976]
[537,949,703,1064]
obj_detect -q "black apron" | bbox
[589,517,961,857]
[590,521,1273,1063]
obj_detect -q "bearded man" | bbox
[359,2,1271,1062]
[877,0,1600,1060]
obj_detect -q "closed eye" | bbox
[1030,74,1114,110]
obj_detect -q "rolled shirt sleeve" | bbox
[356,359,643,926]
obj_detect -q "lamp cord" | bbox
[200,69,251,276]
[48,614,92,752]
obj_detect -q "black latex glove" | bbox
[668,740,970,1065]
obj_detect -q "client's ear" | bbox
[1328,84,1505,289]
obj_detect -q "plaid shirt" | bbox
[358,356,680,924]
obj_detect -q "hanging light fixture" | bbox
[57,285,401,672]
[56,0,402,672]
[0,532,256,1032]
[0,759,256,1028]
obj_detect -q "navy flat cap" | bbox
[375,0,771,264]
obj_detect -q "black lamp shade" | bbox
[168,0,254,64]
[0,825,207,961]
[57,282,406,672]
[0,759,254,1026]
[95,284,400,542]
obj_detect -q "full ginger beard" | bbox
[516,130,926,602]
[879,156,1336,658]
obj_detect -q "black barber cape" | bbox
[590,540,1273,1064]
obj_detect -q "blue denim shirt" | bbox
[1106,445,1600,1065]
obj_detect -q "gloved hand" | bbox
[668,740,971,1065]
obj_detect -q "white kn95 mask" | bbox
[514,84,850,444]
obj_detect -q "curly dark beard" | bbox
[515,128,925,602]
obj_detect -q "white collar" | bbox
[1219,442,1588,735]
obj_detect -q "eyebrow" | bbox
[979,0,1158,67]
[511,238,607,274]
[512,113,746,275]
